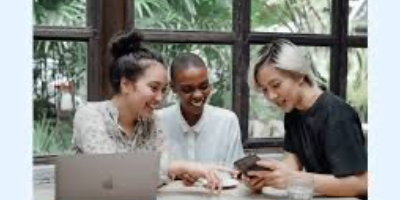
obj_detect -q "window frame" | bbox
[33,0,367,164]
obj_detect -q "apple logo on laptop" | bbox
[102,175,114,190]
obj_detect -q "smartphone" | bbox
[233,154,271,178]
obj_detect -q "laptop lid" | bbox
[56,152,160,200]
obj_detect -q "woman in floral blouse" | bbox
[73,30,225,192]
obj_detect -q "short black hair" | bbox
[170,53,207,82]
[108,30,165,93]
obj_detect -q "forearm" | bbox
[282,152,302,171]
[295,171,368,197]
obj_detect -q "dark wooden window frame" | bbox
[33,0,367,164]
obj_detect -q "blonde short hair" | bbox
[248,39,316,92]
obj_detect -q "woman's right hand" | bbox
[183,162,223,193]
[176,172,198,186]
[169,161,226,194]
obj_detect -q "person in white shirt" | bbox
[157,53,245,185]
[73,31,229,193]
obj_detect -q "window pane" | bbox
[33,40,87,156]
[33,0,86,26]
[134,0,232,31]
[347,48,367,123]
[147,44,232,109]
[251,0,331,34]
[349,0,367,35]
[249,45,330,138]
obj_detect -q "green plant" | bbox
[34,0,86,26]
[32,0,367,144]
[347,49,368,122]
[33,118,74,155]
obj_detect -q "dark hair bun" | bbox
[109,31,144,59]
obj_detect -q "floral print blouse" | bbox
[72,100,170,182]
[73,100,164,153]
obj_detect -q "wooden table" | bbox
[34,181,359,200]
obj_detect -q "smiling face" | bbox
[120,62,168,118]
[255,63,305,113]
[172,66,212,116]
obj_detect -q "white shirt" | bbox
[156,104,244,168]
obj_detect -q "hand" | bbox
[181,162,223,194]
[246,159,297,189]
[241,175,265,193]
[176,173,198,186]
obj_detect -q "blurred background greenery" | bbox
[33,0,367,154]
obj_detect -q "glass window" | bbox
[146,44,232,109]
[347,48,367,123]
[134,0,232,31]
[33,40,87,156]
[249,45,330,138]
[33,0,86,26]
[349,0,367,35]
[251,0,331,34]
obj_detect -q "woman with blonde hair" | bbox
[244,39,367,199]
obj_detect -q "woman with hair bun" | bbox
[72,30,226,192]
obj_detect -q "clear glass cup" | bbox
[287,175,314,200]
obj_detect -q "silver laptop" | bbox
[56,152,160,200]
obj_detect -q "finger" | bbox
[185,173,198,183]
[247,177,265,191]
[256,159,277,170]
[263,176,277,188]
[247,170,268,178]
[253,178,266,190]
[207,171,216,194]
[184,174,196,185]
[210,170,221,194]
[183,179,193,186]
[182,173,190,179]
[181,174,192,184]
[217,173,222,194]
[248,177,263,187]
[212,171,222,195]
[204,171,215,194]
[208,170,222,195]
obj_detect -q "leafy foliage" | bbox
[135,0,233,108]
[135,0,232,31]
[34,0,87,155]
[34,0,85,26]
[33,0,368,152]
[347,49,368,122]
[33,117,73,155]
